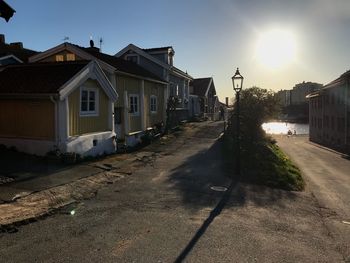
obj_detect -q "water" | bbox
[262,122,309,135]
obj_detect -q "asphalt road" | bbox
[276,135,350,260]
[0,123,347,262]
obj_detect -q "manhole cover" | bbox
[210,186,228,192]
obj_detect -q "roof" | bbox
[142,46,173,52]
[115,44,193,80]
[0,61,89,94]
[76,45,166,82]
[0,43,38,63]
[192,77,212,96]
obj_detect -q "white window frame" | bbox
[80,87,99,117]
[150,95,157,114]
[129,94,140,116]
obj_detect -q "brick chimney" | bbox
[10,42,23,49]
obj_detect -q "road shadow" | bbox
[167,138,298,210]
[174,179,238,263]
[170,137,299,262]
[0,147,70,183]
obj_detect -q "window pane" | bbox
[89,91,95,101]
[82,90,88,101]
[81,101,88,111]
[89,101,95,111]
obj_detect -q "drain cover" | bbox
[210,186,228,192]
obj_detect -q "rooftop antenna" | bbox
[99,37,104,52]
[62,36,69,42]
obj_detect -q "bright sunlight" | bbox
[255,29,296,69]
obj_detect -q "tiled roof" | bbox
[0,43,38,62]
[192,78,212,96]
[0,61,88,94]
[77,46,166,82]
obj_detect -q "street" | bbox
[0,122,347,262]
[276,135,350,261]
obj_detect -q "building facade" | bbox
[308,71,350,153]
[116,44,193,121]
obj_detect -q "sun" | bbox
[255,29,296,69]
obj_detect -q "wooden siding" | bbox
[144,81,165,127]
[0,99,55,140]
[38,50,84,62]
[68,79,110,136]
[116,75,142,133]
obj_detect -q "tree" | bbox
[229,86,281,141]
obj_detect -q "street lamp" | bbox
[232,68,243,176]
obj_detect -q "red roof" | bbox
[0,61,88,95]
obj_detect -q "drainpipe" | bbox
[50,95,59,148]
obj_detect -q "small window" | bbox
[66,53,76,61]
[129,94,139,115]
[126,55,138,64]
[150,95,157,113]
[80,87,98,116]
[55,55,64,62]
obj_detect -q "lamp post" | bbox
[232,68,243,176]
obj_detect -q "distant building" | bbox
[275,89,291,107]
[191,77,220,120]
[291,81,322,105]
[307,71,350,154]
[276,81,322,122]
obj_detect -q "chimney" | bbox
[0,34,5,44]
[10,42,23,49]
[225,97,229,106]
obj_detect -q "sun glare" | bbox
[255,29,296,69]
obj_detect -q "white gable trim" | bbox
[29,42,116,74]
[59,61,118,102]
[0,54,23,64]
[205,78,214,97]
[116,44,194,80]
[115,44,171,70]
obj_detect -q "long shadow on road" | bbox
[168,137,299,262]
[167,138,298,210]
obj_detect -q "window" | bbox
[55,55,64,62]
[150,95,157,113]
[126,55,138,64]
[80,87,98,116]
[129,94,139,115]
[66,53,75,61]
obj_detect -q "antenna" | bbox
[99,37,104,52]
[62,36,69,42]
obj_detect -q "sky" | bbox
[2,0,350,101]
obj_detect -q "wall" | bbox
[0,99,55,140]
[68,79,110,136]
[144,81,165,128]
[38,50,84,62]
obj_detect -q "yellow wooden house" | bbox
[29,42,168,147]
[0,61,118,156]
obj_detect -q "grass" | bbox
[224,135,305,191]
